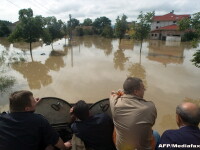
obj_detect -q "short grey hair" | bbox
[176,103,200,126]
[123,77,142,94]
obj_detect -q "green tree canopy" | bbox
[0,22,11,37]
[93,16,111,34]
[134,11,154,41]
[115,14,128,41]
[134,11,154,52]
[82,18,92,26]
[67,18,80,29]
[178,12,200,68]
[8,8,45,60]
[44,16,63,49]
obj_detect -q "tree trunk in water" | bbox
[139,39,143,64]
[30,42,33,62]
[51,43,54,50]
[64,36,66,46]
[140,39,143,53]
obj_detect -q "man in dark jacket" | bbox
[0,90,69,150]
[70,100,116,150]
[158,102,200,150]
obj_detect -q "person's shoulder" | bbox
[162,129,179,137]
[31,113,49,123]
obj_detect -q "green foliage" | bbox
[191,50,200,68]
[93,16,111,35]
[178,18,191,31]
[0,20,12,26]
[101,25,113,38]
[67,18,79,29]
[63,24,68,36]
[0,22,11,37]
[178,12,200,68]
[44,16,63,47]
[0,76,15,92]
[83,28,94,35]
[134,11,154,41]
[115,14,128,40]
[82,18,92,26]
[191,12,200,35]
[8,8,44,50]
[182,31,198,41]
[76,27,84,36]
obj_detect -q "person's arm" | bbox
[54,137,68,150]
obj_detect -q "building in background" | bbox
[150,11,190,41]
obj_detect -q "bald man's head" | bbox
[176,102,200,126]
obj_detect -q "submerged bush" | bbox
[0,76,15,92]
[191,50,200,68]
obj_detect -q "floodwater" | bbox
[0,36,200,133]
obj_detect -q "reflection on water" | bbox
[128,63,147,88]
[119,39,134,50]
[0,36,200,133]
[113,49,129,70]
[11,61,52,89]
[147,40,185,66]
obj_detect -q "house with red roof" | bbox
[150,10,190,40]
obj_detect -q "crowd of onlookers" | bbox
[0,77,199,150]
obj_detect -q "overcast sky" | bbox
[1,0,200,24]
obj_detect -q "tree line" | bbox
[0,8,153,45]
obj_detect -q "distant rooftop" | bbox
[153,12,190,21]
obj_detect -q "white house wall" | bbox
[151,21,177,30]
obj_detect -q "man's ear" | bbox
[133,90,138,96]
[176,114,183,127]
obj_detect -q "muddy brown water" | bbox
[0,36,200,134]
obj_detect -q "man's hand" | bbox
[64,141,72,149]
[111,89,124,97]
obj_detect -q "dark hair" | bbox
[73,100,89,120]
[123,77,142,94]
[176,104,200,126]
[9,90,33,112]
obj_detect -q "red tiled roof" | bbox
[151,24,179,32]
[153,13,190,21]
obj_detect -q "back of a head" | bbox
[123,77,142,94]
[73,100,89,121]
[9,90,33,112]
[176,102,200,126]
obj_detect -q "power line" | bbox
[6,0,21,8]
[28,0,57,15]
[34,0,58,14]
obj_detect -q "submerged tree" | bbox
[63,23,68,46]
[9,10,44,61]
[9,8,44,60]
[134,11,154,52]
[178,12,200,68]
[0,21,11,37]
[82,18,92,26]
[115,14,128,42]
[44,16,63,50]
[93,16,112,35]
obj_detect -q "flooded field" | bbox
[0,36,200,133]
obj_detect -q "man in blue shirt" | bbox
[70,100,116,150]
[0,90,69,150]
[158,102,200,150]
